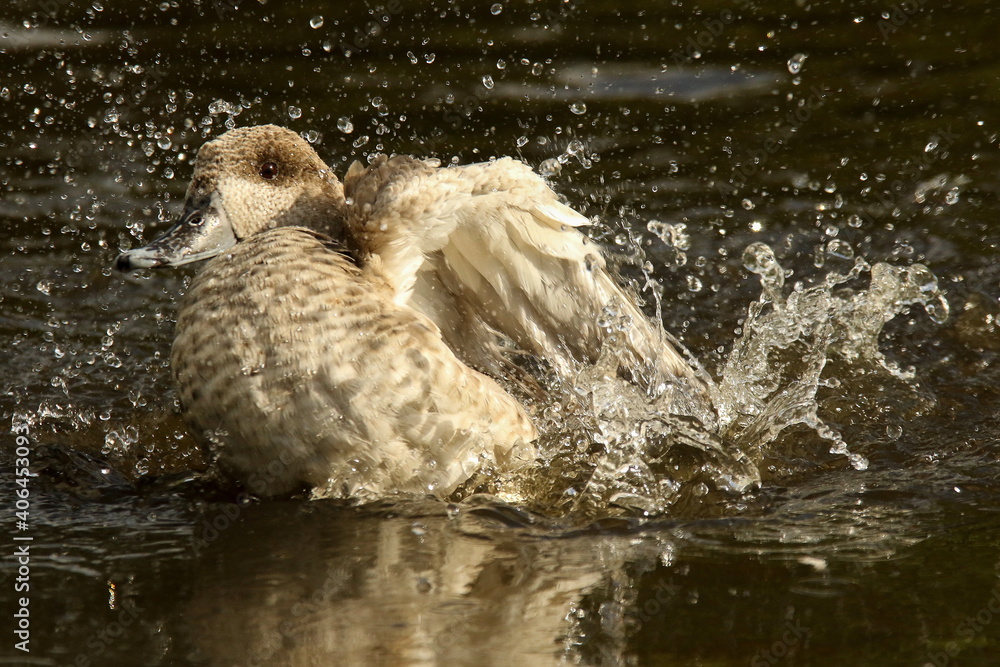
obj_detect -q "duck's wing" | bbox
[342,155,704,394]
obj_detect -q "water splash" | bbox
[510,240,947,518]
[715,242,947,469]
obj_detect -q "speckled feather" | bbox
[172,227,536,499]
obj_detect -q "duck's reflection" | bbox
[180,500,611,666]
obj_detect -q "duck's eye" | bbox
[259,162,279,180]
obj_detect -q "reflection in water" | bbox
[178,502,607,666]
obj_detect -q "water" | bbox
[4,1,1000,664]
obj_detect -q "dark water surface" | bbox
[3,1,1000,665]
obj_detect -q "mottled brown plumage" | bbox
[173,229,536,498]
[117,126,535,498]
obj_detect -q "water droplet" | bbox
[787,53,807,75]
[482,74,494,89]
[309,15,324,29]
[287,105,302,120]
[743,242,776,274]
[570,101,587,115]
[647,221,691,250]
[886,424,903,439]
[538,158,561,177]
[924,294,950,324]
[337,116,354,134]
[490,3,503,15]
[848,452,869,471]
[742,242,785,295]
[825,239,854,260]
[515,135,528,147]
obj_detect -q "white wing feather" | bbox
[344,155,706,397]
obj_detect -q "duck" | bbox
[116,125,711,497]
[115,127,536,499]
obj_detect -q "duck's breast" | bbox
[171,228,535,498]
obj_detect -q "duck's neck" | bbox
[320,177,371,264]
[269,176,350,246]
[313,177,349,238]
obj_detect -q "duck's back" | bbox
[172,227,536,499]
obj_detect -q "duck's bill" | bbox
[115,202,237,272]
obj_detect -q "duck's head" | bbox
[116,125,345,272]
